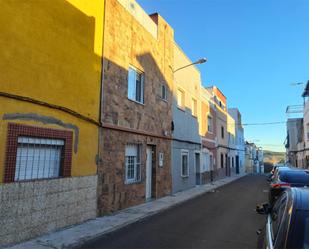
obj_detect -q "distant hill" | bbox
[263,150,286,165]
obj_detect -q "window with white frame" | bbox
[125,144,141,183]
[128,66,144,104]
[191,98,197,116]
[177,88,185,108]
[161,84,167,101]
[181,150,189,177]
[15,137,64,181]
[208,115,213,133]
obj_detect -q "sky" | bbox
[138,0,309,152]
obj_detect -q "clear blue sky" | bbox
[138,0,309,152]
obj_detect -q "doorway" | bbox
[146,146,156,200]
[236,155,240,174]
[195,152,201,185]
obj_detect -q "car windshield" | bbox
[279,171,309,184]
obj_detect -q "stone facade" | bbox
[98,0,174,215]
[0,175,97,247]
[99,131,172,213]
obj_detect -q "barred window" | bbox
[14,137,64,181]
[125,144,141,184]
[4,123,73,183]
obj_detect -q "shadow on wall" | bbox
[101,52,173,134]
[98,52,176,214]
[0,0,101,119]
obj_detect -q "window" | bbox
[221,153,224,168]
[161,84,167,101]
[181,150,189,177]
[177,88,185,108]
[232,157,234,168]
[191,98,197,116]
[221,126,224,139]
[128,66,144,104]
[271,193,288,242]
[4,123,73,183]
[15,137,64,181]
[125,144,141,183]
[208,116,213,133]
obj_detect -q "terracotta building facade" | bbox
[98,0,174,215]
[200,87,217,183]
[206,86,230,179]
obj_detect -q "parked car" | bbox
[269,166,291,182]
[269,169,309,205]
[270,164,290,176]
[256,188,309,249]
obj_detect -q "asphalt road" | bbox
[80,175,269,249]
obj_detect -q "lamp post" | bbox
[173,58,207,73]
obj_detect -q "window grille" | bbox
[125,144,141,183]
[14,137,64,181]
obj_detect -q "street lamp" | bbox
[173,58,207,73]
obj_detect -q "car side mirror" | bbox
[256,203,271,215]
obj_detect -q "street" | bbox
[79,175,268,249]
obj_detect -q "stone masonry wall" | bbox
[0,175,97,247]
[98,0,174,215]
[98,130,172,215]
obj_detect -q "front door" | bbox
[146,146,153,200]
[195,152,201,185]
[236,156,240,174]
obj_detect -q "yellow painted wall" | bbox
[227,113,236,137]
[0,0,105,182]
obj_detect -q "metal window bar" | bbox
[125,144,142,183]
[15,136,64,181]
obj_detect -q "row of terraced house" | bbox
[0,0,246,246]
[286,81,309,168]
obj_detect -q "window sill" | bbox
[181,175,189,178]
[125,180,142,185]
[128,98,145,106]
[160,98,168,103]
[12,176,65,183]
[177,106,185,112]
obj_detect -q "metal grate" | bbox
[15,136,64,181]
[125,144,141,183]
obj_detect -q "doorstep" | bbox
[6,174,247,249]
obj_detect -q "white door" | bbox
[146,147,152,200]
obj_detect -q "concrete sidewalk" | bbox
[7,174,247,249]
